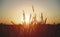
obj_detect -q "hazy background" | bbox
[0,0,60,24]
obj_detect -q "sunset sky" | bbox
[0,0,60,24]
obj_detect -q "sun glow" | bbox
[10,5,47,25]
[25,14,30,24]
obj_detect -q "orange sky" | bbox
[0,0,60,24]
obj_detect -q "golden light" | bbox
[25,13,30,24]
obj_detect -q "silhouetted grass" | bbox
[0,23,60,37]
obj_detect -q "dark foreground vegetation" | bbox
[0,23,60,37]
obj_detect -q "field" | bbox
[0,23,60,37]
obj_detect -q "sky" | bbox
[0,0,60,24]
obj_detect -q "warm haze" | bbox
[0,0,60,24]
